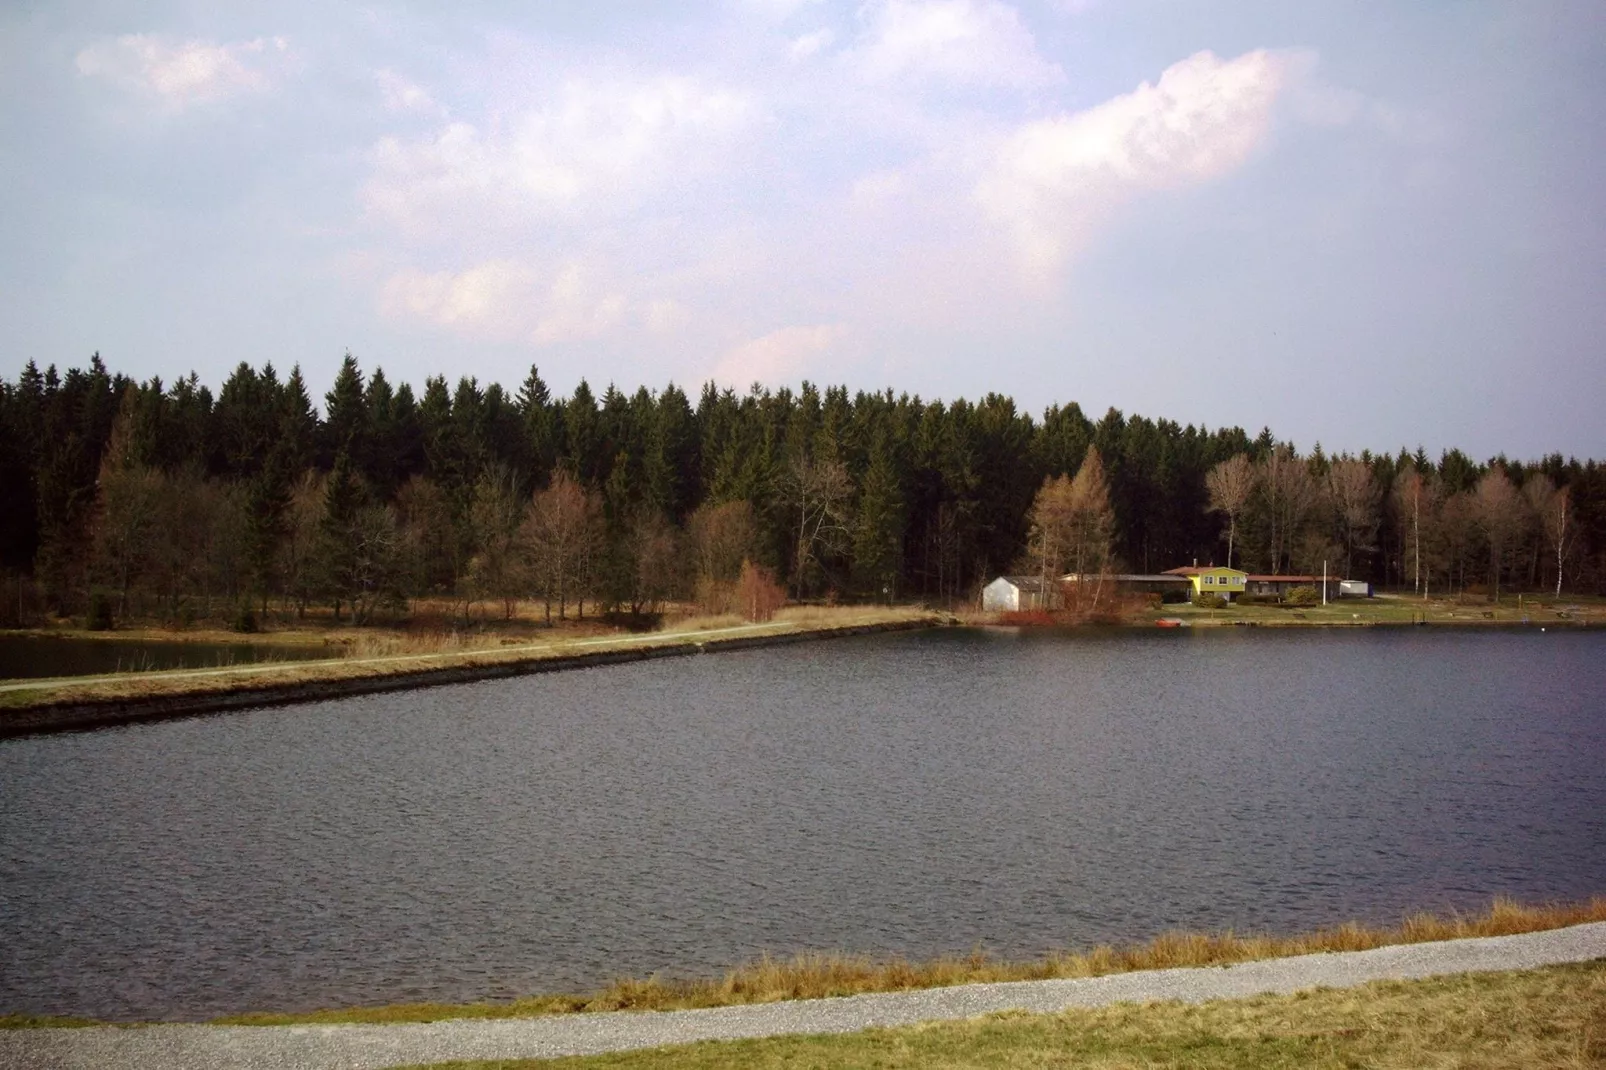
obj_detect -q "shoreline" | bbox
[0,614,943,739]
[3,897,1600,1029]
[2,602,1599,737]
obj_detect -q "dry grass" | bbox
[0,606,941,713]
[213,895,1606,1026]
[393,959,1606,1069]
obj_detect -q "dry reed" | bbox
[214,895,1606,1026]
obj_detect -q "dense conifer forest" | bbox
[1,353,1601,627]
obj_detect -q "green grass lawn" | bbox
[1163,591,1605,627]
[399,959,1606,1070]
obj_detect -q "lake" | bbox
[0,626,1601,1021]
[0,635,339,679]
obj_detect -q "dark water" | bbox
[1,627,1602,1021]
[0,635,338,679]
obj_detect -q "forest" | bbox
[0,352,1601,629]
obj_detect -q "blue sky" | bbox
[3,1,1603,459]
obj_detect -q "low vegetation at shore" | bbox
[985,591,1606,628]
[397,960,1606,1070]
[0,605,938,713]
[208,896,1606,1027]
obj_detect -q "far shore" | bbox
[1,592,1600,736]
[0,606,943,737]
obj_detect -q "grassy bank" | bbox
[0,605,940,726]
[208,896,1606,1027]
[1153,591,1606,628]
[397,959,1606,1070]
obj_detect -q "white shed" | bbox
[981,576,1060,612]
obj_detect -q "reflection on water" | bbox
[0,635,338,679]
[0,627,1602,1021]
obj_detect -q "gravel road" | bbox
[5,922,1603,1070]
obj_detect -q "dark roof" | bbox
[1245,575,1322,583]
[996,575,1057,592]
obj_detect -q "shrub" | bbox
[735,560,786,622]
[1286,585,1319,606]
[1194,592,1227,610]
[998,610,1057,626]
[232,606,260,633]
[1235,593,1276,606]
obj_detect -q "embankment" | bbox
[0,615,942,739]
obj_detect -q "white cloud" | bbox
[713,323,845,387]
[854,0,1062,89]
[739,0,825,20]
[364,75,752,232]
[75,34,289,106]
[379,260,627,345]
[850,169,908,206]
[375,68,441,114]
[790,28,835,60]
[644,298,690,335]
[975,48,1293,278]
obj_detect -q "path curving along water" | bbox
[4,922,1603,1070]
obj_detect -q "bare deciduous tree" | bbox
[1392,467,1439,598]
[1475,467,1521,601]
[1067,447,1114,576]
[688,499,757,613]
[1258,444,1320,574]
[279,470,326,618]
[628,508,681,614]
[1327,458,1380,580]
[1026,473,1075,591]
[522,468,601,622]
[783,456,852,598]
[466,465,526,620]
[1523,475,1574,596]
[92,407,164,620]
[1205,453,1254,569]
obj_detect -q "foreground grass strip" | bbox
[394,959,1606,1070]
[212,895,1606,1026]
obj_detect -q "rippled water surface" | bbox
[1,627,1603,1021]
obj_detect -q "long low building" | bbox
[1163,566,1342,602]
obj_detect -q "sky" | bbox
[3,1,1603,460]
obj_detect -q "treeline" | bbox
[0,353,1602,627]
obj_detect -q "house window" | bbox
[1204,576,1213,585]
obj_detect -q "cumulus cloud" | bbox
[364,76,751,233]
[379,260,627,345]
[713,323,845,387]
[75,34,289,106]
[975,48,1293,278]
[854,0,1062,90]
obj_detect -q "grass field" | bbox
[207,897,1606,1027]
[1155,590,1606,628]
[396,959,1606,1070]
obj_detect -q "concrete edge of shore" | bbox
[0,618,943,739]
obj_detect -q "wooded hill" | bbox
[0,353,1601,627]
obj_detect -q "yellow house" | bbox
[1163,566,1247,602]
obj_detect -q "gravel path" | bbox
[6,922,1604,1070]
